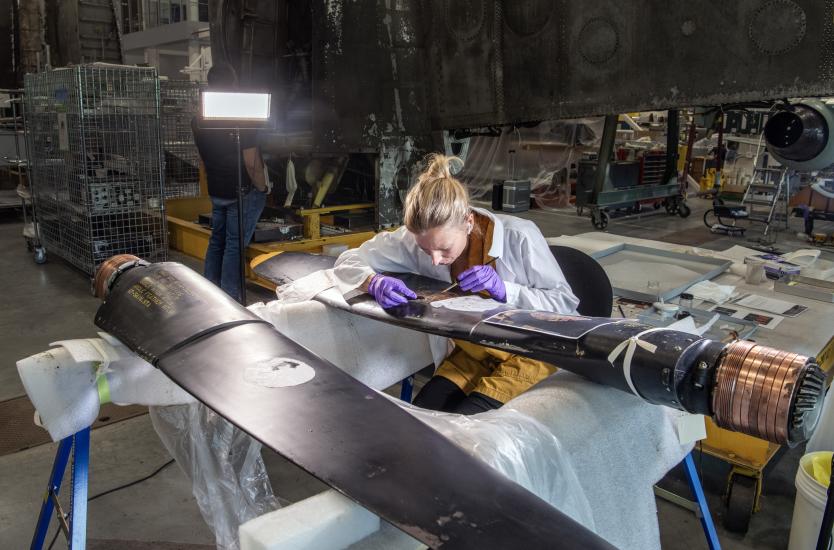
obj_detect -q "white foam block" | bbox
[240,490,380,550]
[16,347,99,441]
[16,337,195,441]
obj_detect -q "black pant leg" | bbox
[450,392,504,416]
[412,376,466,412]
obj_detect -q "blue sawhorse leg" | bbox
[400,376,414,402]
[70,428,90,549]
[30,427,91,550]
[31,437,73,549]
[683,452,721,550]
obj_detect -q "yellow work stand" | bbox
[165,197,378,288]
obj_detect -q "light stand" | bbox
[234,127,246,304]
[200,91,271,304]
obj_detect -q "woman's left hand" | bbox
[458,264,507,302]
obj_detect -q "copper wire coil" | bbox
[716,345,743,423]
[734,347,777,439]
[751,350,784,441]
[713,341,818,445]
[775,355,811,443]
[93,254,142,299]
[759,350,787,443]
[758,351,790,443]
[754,352,782,443]
[766,353,798,443]
[713,340,756,425]
[776,361,802,443]
[713,343,735,421]
[747,349,780,442]
[728,350,752,433]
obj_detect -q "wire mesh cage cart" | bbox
[159,80,201,198]
[23,64,168,276]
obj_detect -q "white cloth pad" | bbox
[504,372,691,550]
[248,300,434,390]
[241,371,690,550]
[16,333,195,441]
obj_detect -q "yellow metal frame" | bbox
[699,422,775,512]
[297,203,375,240]
[166,197,378,289]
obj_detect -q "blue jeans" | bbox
[204,188,267,301]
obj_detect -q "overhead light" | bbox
[201,91,271,121]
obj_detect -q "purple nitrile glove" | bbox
[457,264,507,302]
[368,274,418,308]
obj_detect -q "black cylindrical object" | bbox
[466,310,823,446]
[95,256,825,448]
[765,105,829,162]
[491,182,504,210]
[357,282,825,448]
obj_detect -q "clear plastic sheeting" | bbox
[458,118,604,209]
[390,396,595,532]
[149,403,282,550]
[239,369,689,550]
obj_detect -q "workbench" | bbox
[165,197,378,287]
[549,231,834,533]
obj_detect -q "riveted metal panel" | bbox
[427,0,834,127]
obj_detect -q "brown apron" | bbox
[433,214,558,403]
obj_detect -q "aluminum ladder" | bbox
[741,162,790,243]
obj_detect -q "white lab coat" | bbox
[333,208,579,363]
[334,207,578,311]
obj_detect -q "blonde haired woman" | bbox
[334,154,579,414]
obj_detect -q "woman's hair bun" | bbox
[404,153,470,233]
[418,153,462,184]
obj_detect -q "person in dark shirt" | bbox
[192,64,268,301]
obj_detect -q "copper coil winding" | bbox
[713,340,824,446]
[715,340,755,426]
[760,351,791,443]
[93,254,143,299]
[768,353,798,443]
[739,348,775,442]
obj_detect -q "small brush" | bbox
[440,257,497,293]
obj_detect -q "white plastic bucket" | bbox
[788,451,833,550]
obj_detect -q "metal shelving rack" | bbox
[23,64,167,277]
[160,80,201,198]
[0,89,28,211]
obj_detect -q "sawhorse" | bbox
[30,427,90,550]
[655,452,722,550]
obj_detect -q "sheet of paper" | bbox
[720,245,764,264]
[686,280,735,304]
[675,412,707,445]
[734,294,807,317]
[430,296,501,312]
[709,304,784,330]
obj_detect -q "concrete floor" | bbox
[0,200,832,549]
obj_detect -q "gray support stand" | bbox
[592,115,619,206]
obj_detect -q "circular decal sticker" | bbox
[243,357,315,388]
